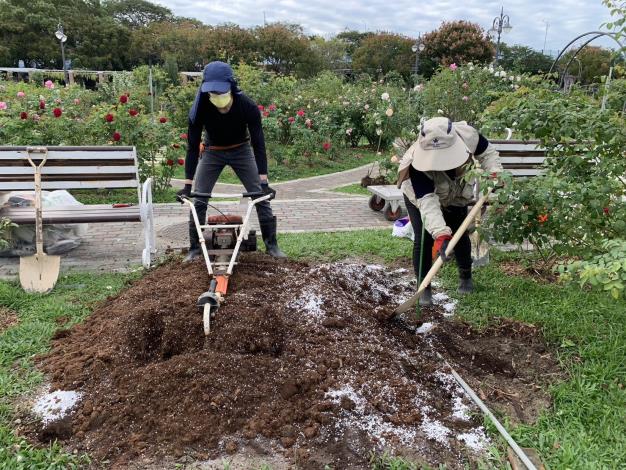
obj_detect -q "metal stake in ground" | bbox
[435,352,538,470]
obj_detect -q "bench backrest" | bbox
[491,140,545,178]
[0,146,139,193]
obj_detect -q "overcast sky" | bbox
[155,0,616,53]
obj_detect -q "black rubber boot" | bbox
[183,221,202,263]
[259,216,287,258]
[419,285,433,307]
[458,268,474,294]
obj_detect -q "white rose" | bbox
[364,104,370,110]
[376,120,382,125]
[437,109,444,114]
[381,92,390,101]
[516,76,521,82]
[385,108,394,117]
[376,128,383,135]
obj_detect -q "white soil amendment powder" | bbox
[33,389,82,424]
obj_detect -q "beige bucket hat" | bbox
[408,117,471,171]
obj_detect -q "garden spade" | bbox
[470,202,490,268]
[19,147,61,294]
[390,189,493,318]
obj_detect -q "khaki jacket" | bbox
[396,121,502,238]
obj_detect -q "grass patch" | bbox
[437,250,626,469]
[66,188,237,205]
[332,183,371,196]
[173,146,379,183]
[279,229,411,263]
[70,187,177,205]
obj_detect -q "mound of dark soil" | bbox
[33,254,560,469]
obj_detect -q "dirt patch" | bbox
[499,260,558,283]
[29,254,561,469]
[0,306,19,333]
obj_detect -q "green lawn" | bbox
[172,146,380,183]
[332,183,371,196]
[1,230,624,469]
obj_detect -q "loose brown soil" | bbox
[30,254,561,469]
[0,306,19,333]
[499,260,558,283]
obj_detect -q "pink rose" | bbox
[449,63,458,71]
[44,80,54,89]
[17,91,25,98]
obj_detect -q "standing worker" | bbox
[397,117,503,306]
[178,61,286,261]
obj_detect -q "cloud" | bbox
[156,0,616,51]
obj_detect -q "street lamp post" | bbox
[411,34,425,84]
[54,23,68,83]
[489,7,512,65]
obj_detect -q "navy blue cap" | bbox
[200,61,233,94]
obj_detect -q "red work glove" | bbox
[432,234,453,262]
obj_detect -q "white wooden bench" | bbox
[0,146,156,268]
[367,139,545,220]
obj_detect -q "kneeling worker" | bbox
[397,117,503,306]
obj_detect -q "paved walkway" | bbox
[1,164,402,278]
[170,162,380,199]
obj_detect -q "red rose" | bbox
[288,116,295,123]
[166,159,174,166]
[172,143,181,149]
[537,214,548,223]
[53,108,62,118]
[180,133,188,140]
[120,95,128,104]
[263,111,270,117]
[159,117,167,123]
[177,158,185,166]
[297,109,305,117]
[39,100,46,110]
[269,104,277,111]
[20,111,28,120]
[322,142,331,151]
[129,109,138,117]
[112,132,121,142]
[603,207,610,215]
[258,104,265,111]
[105,113,114,123]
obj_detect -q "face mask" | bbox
[209,92,231,108]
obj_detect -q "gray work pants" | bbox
[189,144,274,248]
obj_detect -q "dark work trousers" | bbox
[403,195,472,284]
[189,144,274,248]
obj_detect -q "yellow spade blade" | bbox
[19,253,61,293]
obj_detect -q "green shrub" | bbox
[482,84,626,297]
[559,239,626,299]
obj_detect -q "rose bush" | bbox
[0,80,182,193]
[421,63,527,124]
[482,84,626,297]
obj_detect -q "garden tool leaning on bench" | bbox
[178,190,273,335]
[19,147,61,294]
